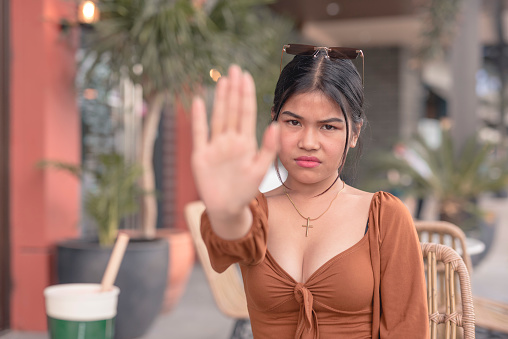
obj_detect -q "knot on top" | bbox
[293,283,318,338]
[294,283,313,306]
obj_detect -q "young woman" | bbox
[191,45,428,338]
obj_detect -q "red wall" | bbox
[10,0,80,330]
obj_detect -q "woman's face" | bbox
[275,91,360,187]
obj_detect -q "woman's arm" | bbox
[191,65,279,240]
[201,193,269,273]
[378,194,429,338]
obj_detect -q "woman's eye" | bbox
[287,120,300,126]
[322,124,336,131]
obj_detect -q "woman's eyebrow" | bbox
[318,117,344,124]
[281,111,303,120]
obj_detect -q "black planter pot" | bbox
[56,238,169,339]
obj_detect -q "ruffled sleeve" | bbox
[370,192,429,338]
[200,192,269,273]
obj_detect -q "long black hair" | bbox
[272,51,365,195]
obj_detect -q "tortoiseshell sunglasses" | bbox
[280,44,364,87]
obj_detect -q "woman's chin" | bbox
[286,172,338,187]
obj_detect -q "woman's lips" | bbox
[295,156,321,168]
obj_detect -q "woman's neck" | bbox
[283,174,342,198]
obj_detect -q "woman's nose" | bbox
[298,127,319,151]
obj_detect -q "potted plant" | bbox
[40,153,169,339]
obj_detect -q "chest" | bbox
[266,199,370,283]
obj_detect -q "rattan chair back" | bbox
[416,220,473,274]
[421,242,475,339]
[416,220,508,334]
[184,201,249,319]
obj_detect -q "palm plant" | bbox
[83,0,292,237]
[369,126,508,229]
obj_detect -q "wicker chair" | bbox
[421,242,475,339]
[184,201,251,339]
[416,220,508,334]
[415,220,473,273]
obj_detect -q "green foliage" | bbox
[84,0,293,118]
[85,154,143,245]
[39,154,143,246]
[37,160,83,178]
[368,127,508,227]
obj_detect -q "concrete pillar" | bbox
[399,46,423,140]
[449,0,481,150]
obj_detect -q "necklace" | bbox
[284,180,346,237]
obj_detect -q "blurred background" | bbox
[1,0,508,338]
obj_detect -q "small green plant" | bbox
[368,127,508,229]
[39,153,143,246]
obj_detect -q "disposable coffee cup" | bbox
[44,283,120,339]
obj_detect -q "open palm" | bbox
[191,65,279,217]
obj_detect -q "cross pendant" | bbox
[302,217,313,237]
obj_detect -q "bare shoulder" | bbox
[263,185,287,209]
[335,185,375,223]
[262,186,288,222]
[343,185,375,205]
[263,185,285,199]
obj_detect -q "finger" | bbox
[255,122,280,176]
[191,96,208,152]
[225,65,242,132]
[211,76,228,138]
[239,71,257,141]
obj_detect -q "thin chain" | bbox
[284,180,345,221]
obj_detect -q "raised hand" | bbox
[191,65,279,236]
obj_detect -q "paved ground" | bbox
[472,195,508,304]
[141,264,234,339]
[2,194,508,339]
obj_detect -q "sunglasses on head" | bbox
[280,44,365,87]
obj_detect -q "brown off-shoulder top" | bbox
[201,191,429,339]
